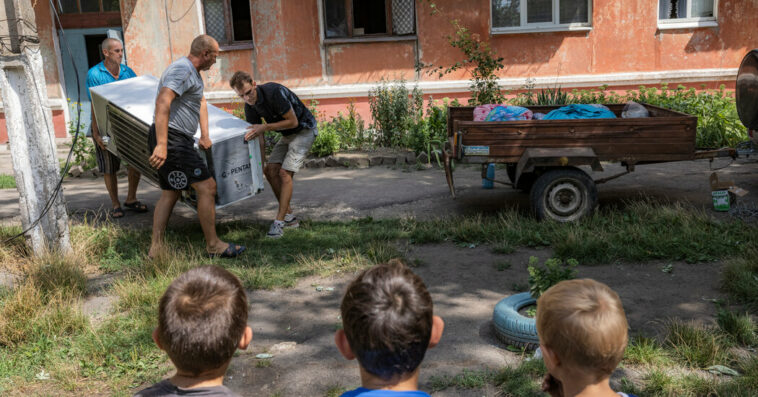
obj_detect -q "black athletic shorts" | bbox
[148,124,212,191]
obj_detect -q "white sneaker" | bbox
[284,213,299,228]
[267,220,284,238]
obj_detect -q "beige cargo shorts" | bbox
[268,127,317,172]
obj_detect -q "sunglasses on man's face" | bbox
[239,88,254,98]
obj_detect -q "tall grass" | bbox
[717,310,757,346]
[664,320,732,369]
[411,201,756,264]
[721,248,758,311]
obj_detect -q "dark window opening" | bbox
[354,0,387,35]
[231,0,252,41]
[323,0,415,39]
[203,0,254,46]
[84,34,108,68]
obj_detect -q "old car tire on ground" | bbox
[492,292,539,349]
[530,167,598,222]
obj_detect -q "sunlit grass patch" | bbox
[623,336,671,367]
[0,174,15,189]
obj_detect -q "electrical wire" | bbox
[169,0,198,23]
[165,0,174,63]
[1,0,83,245]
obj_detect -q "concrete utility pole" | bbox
[0,0,71,254]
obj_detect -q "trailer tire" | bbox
[530,168,597,222]
[492,292,539,349]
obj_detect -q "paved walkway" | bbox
[1,149,757,227]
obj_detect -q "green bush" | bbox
[0,174,15,189]
[626,84,747,148]
[65,101,97,172]
[368,79,423,147]
[310,123,341,157]
[404,97,458,165]
[527,256,577,299]
[331,101,369,150]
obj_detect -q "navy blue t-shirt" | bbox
[340,387,431,397]
[244,82,316,136]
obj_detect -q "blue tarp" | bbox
[543,104,617,120]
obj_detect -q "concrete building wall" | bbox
[0,0,66,144]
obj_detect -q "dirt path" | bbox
[222,243,725,396]
[1,158,757,227]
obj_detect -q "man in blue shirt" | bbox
[86,37,148,218]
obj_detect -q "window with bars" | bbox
[323,0,416,40]
[57,0,120,13]
[203,0,253,47]
[659,0,715,20]
[491,0,591,32]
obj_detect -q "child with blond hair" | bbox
[537,279,637,397]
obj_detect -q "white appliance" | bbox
[89,75,265,209]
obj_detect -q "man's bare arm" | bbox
[149,87,177,169]
[198,97,212,150]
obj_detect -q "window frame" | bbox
[322,0,417,43]
[56,0,122,29]
[490,0,593,35]
[657,0,718,30]
[201,0,255,51]
[56,0,120,14]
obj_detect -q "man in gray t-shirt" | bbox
[147,35,245,260]
[158,56,203,136]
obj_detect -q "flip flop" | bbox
[110,207,125,218]
[208,243,246,259]
[124,200,149,213]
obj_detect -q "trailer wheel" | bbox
[506,164,537,192]
[530,168,597,222]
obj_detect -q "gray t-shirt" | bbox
[157,57,204,136]
[134,380,239,396]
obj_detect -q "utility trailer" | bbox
[442,103,735,222]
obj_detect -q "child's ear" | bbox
[334,329,356,360]
[152,328,163,351]
[541,344,561,368]
[428,315,445,349]
[238,326,253,350]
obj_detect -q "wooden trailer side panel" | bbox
[448,104,697,164]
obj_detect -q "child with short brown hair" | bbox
[537,278,637,397]
[134,265,252,396]
[335,260,444,396]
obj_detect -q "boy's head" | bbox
[335,260,444,381]
[153,266,252,376]
[536,278,628,381]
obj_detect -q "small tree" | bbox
[527,256,578,299]
[428,19,505,105]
